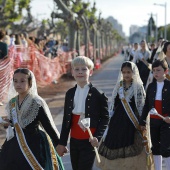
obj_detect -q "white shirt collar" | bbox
[77,83,89,90]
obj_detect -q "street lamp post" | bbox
[154,2,167,39]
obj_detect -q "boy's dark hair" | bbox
[152,59,168,71]
[121,62,133,71]
[14,68,32,87]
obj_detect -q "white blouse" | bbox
[72,84,89,115]
[155,81,164,100]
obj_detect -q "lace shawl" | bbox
[8,94,43,128]
[5,70,60,137]
[109,61,146,116]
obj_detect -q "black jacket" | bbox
[59,83,109,146]
[140,79,170,125]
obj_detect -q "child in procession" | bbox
[56,56,109,170]
[0,68,64,170]
[97,61,154,170]
[140,59,170,170]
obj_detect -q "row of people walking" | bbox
[0,39,170,170]
[120,38,170,170]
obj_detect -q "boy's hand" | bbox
[89,137,98,147]
[56,144,69,157]
[164,117,170,124]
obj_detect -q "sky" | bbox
[30,0,169,37]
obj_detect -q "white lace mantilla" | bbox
[9,95,41,128]
[109,61,146,117]
[6,69,60,137]
[18,100,40,128]
[110,83,145,116]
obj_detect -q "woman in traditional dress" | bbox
[97,61,154,170]
[134,40,151,88]
[0,68,64,170]
[145,40,168,90]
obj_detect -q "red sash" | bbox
[150,100,168,119]
[71,114,96,139]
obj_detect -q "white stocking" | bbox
[153,155,162,170]
[164,157,170,170]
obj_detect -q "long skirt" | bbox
[0,130,64,170]
[96,149,155,170]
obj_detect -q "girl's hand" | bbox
[2,118,11,128]
[89,137,98,147]
[164,117,170,124]
[140,125,146,131]
[0,117,10,126]
[56,144,69,157]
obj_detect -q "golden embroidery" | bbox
[11,98,43,170]
[46,134,58,170]
[15,124,42,170]
[121,96,153,167]
[120,81,153,167]
[11,97,59,170]
[122,98,140,129]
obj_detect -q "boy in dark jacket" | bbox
[57,56,109,170]
[140,59,170,170]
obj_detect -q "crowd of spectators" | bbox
[0,30,69,106]
[1,30,69,59]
